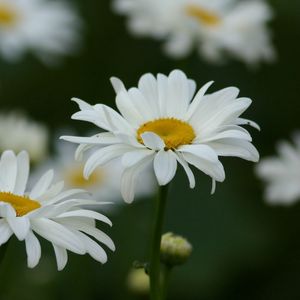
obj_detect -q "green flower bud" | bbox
[160,232,192,266]
[127,268,150,295]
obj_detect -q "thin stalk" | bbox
[149,185,169,300]
[0,243,8,266]
[161,265,172,300]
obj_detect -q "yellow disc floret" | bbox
[186,5,221,26]
[137,118,196,150]
[0,5,18,26]
[65,165,104,188]
[0,192,41,217]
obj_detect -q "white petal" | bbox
[110,76,126,94]
[76,231,107,264]
[56,210,112,227]
[182,152,225,182]
[7,216,30,241]
[58,218,115,251]
[53,244,68,271]
[0,151,17,193]
[72,98,93,110]
[30,170,54,199]
[207,139,259,162]
[60,133,119,145]
[185,81,214,119]
[115,91,144,126]
[14,151,29,195]
[141,132,165,150]
[31,218,86,255]
[236,118,260,130]
[25,231,41,268]
[174,152,195,188]
[166,70,190,116]
[0,220,12,246]
[121,155,154,203]
[179,144,218,163]
[153,150,177,186]
[84,144,133,179]
[122,149,154,168]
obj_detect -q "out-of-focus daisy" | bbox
[0,0,82,64]
[0,112,48,163]
[0,150,115,270]
[256,134,300,205]
[113,0,275,65]
[61,69,259,203]
[31,138,156,205]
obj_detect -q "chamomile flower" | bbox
[61,70,259,203]
[0,112,48,163]
[31,139,156,205]
[0,150,115,270]
[0,0,82,64]
[256,134,300,205]
[113,0,275,65]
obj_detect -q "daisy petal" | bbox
[141,132,165,150]
[154,150,177,186]
[25,231,41,268]
[53,244,68,271]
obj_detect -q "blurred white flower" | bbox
[0,150,115,270]
[0,0,82,65]
[32,138,156,206]
[113,0,275,65]
[0,112,48,163]
[256,134,300,205]
[62,69,259,203]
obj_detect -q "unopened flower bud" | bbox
[127,268,150,295]
[160,232,192,266]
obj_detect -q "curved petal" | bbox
[141,132,165,151]
[25,231,41,268]
[153,150,177,186]
[0,151,17,193]
[14,151,30,195]
[53,244,68,271]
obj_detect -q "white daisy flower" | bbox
[113,0,275,65]
[0,111,48,163]
[61,70,259,203]
[256,134,300,205]
[0,0,82,64]
[0,150,115,270]
[31,138,156,205]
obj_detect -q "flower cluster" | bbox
[113,0,275,65]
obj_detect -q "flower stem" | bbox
[150,185,169,300]
[161,265,172,300]
[0,243,8,266]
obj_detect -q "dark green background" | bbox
[1,0,300,299]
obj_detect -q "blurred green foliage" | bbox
[1,0,300,299]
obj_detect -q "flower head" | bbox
[0,0,82,64]
[62,70,259,203]
[0,150,115,270]
[113,0,275,65]
[0,112,48,163]
[256,134,300,205]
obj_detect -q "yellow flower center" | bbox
[0,192,41,217]
[65,165,104,188]
[0,5,18,27]
[137,118,196,150]
[186,5,221,26]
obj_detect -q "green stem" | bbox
[161,265,172,300]
[150,185,169,300]
[0,243,8,266]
